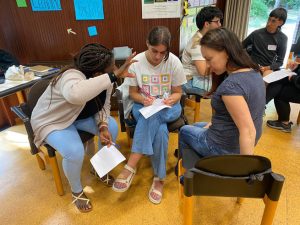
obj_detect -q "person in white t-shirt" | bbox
[181,6,223,95]
[112,26,186,204]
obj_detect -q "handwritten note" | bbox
[74,0,104,20]
[139,98,171,119]
[30,0,61,11]
[16,0,27,7]
[88,26,98,36]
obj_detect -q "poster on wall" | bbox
[142,0,182,19]
[188,0,216,8]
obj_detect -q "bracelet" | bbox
[99,124,108,130]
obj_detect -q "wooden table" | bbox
[0,72,58,126]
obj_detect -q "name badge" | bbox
[268,45,277,51]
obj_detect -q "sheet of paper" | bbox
[139,98,171,119]
[263,70,297,83]
[90,145,125,178]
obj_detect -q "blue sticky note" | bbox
[30,0,62,11]
[74,0,104,20]
[88,26,98,37]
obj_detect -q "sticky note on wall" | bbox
[88,26,98,37]
[16,0,27,7]
[74,0,104,20]
[30,0,62,11]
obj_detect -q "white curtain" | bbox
[223,0,251,41]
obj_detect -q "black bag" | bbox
[0,49,19,76]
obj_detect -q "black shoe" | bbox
[266,120,292,133]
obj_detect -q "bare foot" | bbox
[72,191,92,213]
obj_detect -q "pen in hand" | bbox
[101,137,120,149]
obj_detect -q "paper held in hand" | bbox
[139,98,171,119]
[263,69,297,83]
[90,145,126,178]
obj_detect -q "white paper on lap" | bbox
[263,69,297,83]
[139,98,171,119]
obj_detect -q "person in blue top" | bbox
[179,28,266,169]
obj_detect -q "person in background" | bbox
[243,8,288,76]
[31,43,136,213]
[112,26,186,204]
[266,61,300,132]
[181,6,223,96]
[179,28,265,169]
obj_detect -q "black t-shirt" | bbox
[243,28,287,71]
[0,49,19,76]
[76,90,107,120]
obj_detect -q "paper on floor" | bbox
[90,145,125,178]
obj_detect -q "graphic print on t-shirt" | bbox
[141,73,171,97]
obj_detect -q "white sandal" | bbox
[72,191,92,213]
[148,177,163,204]
[112,164,136,192]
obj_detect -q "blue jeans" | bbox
[179,122,230,169]
[182,77,209,96]
[45,116,118,193]
[131,102,181,179]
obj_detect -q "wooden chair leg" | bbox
[194,101,200,122]
[48,156,64,196]
[93,135,99,150]
[16,91,25,104]
[183,195,194,225]
[261,195,278,225]
[35,154,45,170]
[178,159,184,199]
[178,159,185,214]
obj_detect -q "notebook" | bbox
[30,65,53,73]
[29,65,60,77]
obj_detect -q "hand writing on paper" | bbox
[163,96,176,106]
[143,96,155,106]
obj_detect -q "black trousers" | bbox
[266,77,300,121]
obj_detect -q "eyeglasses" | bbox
[209,20,221,25]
